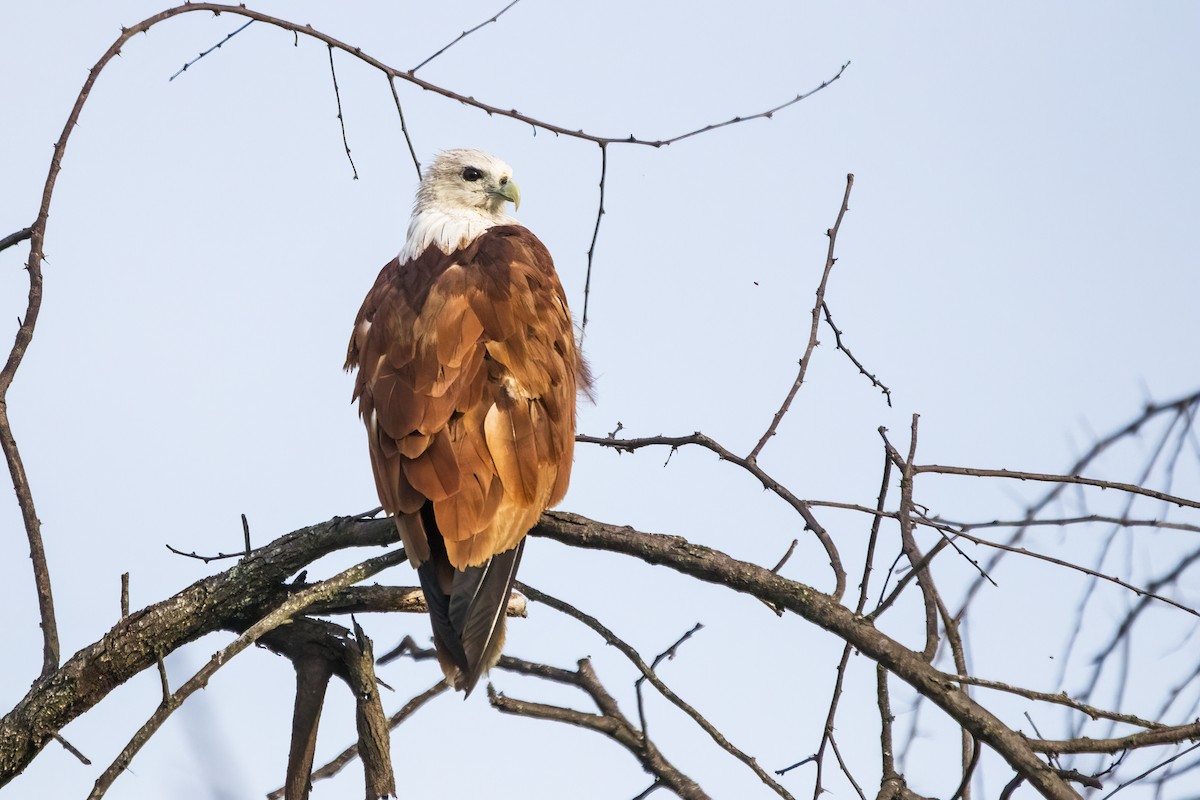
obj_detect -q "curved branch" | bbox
[530,512,1079,800]
[0,515,397,785]
[117,4,846,149]
[578,431,847,600]
[87,548,406,799]
[519,584,793,799]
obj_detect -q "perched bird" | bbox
[346,149,587,694]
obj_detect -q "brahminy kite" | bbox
[346,149,587,694]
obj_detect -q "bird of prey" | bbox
[346,149,587,694]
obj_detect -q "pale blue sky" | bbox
[2,2,1198,798]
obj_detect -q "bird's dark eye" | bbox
[462,167,484,182]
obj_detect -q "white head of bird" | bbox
[401,149,522,262]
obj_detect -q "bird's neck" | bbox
[399,206,516,264]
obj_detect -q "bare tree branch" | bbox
[581,142,607,333]
[578,430,847,600]
[169,19,255,80]
[87,546,409,799]
[285,681,448,799]
[326,45,358,180]
[821,301,892,406]
[749,173,855,462]
[915,464,1200,511]
[519,584,793,799]
[530,512,1078,799]
[489,658,710,799]
[387,76,421,178]
[0,228,32,254]
[409,0,523,74]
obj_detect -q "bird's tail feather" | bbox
[450,539,525,696]
[416,536,470,677]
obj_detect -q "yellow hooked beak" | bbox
[496,179,521,210]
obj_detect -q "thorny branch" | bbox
[326,45,358,180]
[958,387,1200,613]
[488,658,709,800]
[387,75,422,178]
[915,463,1200,511]
[796,447,895,799]
[749,173,855,462]
[169,18,254,80]
[882,417,941,662]
[518,584,794,799]
[87,546,408,799]
[820,301,892,406]
[391,639,709,798]
[578,430,847,601]
[582,142,607,333]
[409,0,523,75]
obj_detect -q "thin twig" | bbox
[821,301,892,406]
[939,521,1200,619]
[155,653,170,704]
[631,781,664,800]
[636,623,704,741]
[939,514,1200,535]
[775,755,816,775]
[1101,741,1200,798]
[749,173,854,462]
[326,46,358,180]
[409,0,523,74]
[0,228,33,254]
[581,143,607,333]
[770,539,799,573]
[916,464,1200,511]
[48,732,91,766]
[119,573,129,619]
[387,76,421,178]
[947,738,981,800]
[647,622,704,673]
[168,19,254,81]
[164,543,251,563]
[240,513,251,555]
[955,389,1200,618]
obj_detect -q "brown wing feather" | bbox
[347,225,588,692]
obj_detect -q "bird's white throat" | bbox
[398,207,517,264]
